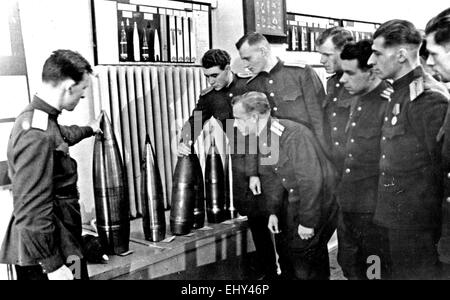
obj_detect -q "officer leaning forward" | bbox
[368,20,448,279]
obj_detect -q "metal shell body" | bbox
[170,154,201,235]
[141,136,166,242]
[192,157,205,229]
[205,144,226,223]
[93,112,130,255]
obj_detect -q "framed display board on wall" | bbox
[0,0,30,187]
[92,0,212,65]
[243,0,287,43]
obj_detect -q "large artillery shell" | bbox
[141,135,166,242]
[192,156,205,229]
[93,111,130,255]
[170,154,201,235]
[205,142,226,223]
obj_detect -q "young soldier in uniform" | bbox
[425,8,450,276]
[316,27,354,178]
[232,91,338,280]
[368,20,448,279]
[0,50,101,280]
[336,40,391,279]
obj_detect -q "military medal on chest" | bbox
[391,103,400,126]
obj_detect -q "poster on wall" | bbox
[243,0,287,42]
[92,0,211,65]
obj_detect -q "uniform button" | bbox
[290,189,294,193]
[273,107,278,112]
[335,142,340,146]
[350,139,355,143]
[270,92,275,97]
[447,197,450,203]
[332,113,337,117]
[336,83,340,88]
[351,122,356,127]
[382,137,386,141]
[447,173,450,179]
[385,117,389,122]
[333,127,338,131]
[282,178,286,182]
[269,80,274,84]
[357,107,362,111]
[382,155,386,159]
[381,172,385,176]
[348,153,353,158]
[345,169,351,174]
[274,168,278,172]
[229,93,233,98]
[333,97,338,102]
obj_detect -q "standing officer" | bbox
[176,49,276,279]
[368,20,448,279]
[232,91,338,280]
[0,50,101,280]
[316,27,354,178]
[336,40,391,279]
[425,8,450,276]
[234,32,330,278]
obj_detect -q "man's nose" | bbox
[340,74,347,84]
[427,55,435,66]
[207,77,215,85]
[320,55,327,65]
[367,53,376,66]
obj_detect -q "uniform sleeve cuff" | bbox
[38,253,65,274]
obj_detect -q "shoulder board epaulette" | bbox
[270,121,285,137]
[284,62,306,68]
[200,86,214,96]
[380,86,394,101]
[410,77,425,102]
[236,72,253,79]
[30,109,49,131]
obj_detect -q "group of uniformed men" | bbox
[2,7,450,280]
[179,8,450,280]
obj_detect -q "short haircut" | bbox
[340,40,374,71]
[42,49,92,85]
[315,26,354,50]
[373,19,422,48]
[235,32,268,50]
[425,8,450,46]
[201,49,231,70]
[232,91,271,115]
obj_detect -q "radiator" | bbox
[93,65,226,218]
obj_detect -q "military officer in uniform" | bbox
[0,50,101,280]
[425,8,450,276]
[316,27,354,178]
[368,20,448,279]
[232,91,338,280]
[176,49,276,279]
[234,32,330,278]
[336,40,391,279]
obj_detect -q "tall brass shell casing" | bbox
[205,142,226,223]
[93,111,130,255]
[141,135,166,242]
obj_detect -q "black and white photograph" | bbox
[1,0,450,286]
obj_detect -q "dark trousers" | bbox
[276,200,339,280]
[387,228,440,280]
[337,212,391,280]
[15,260,89,280]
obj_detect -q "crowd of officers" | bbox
[178,8,450,280]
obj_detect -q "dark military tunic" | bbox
[334,81,392,280]
[258,118,338,280]
[323,72,354,177]
[373,67,448,279]
[337,81,390,213]
[374,67,447,230]
[0,96,94,274]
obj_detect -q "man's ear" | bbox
[62,79,76,94]
[225,65,232,71]
[397,48,408,63]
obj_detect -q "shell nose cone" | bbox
[100,111,114,141]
